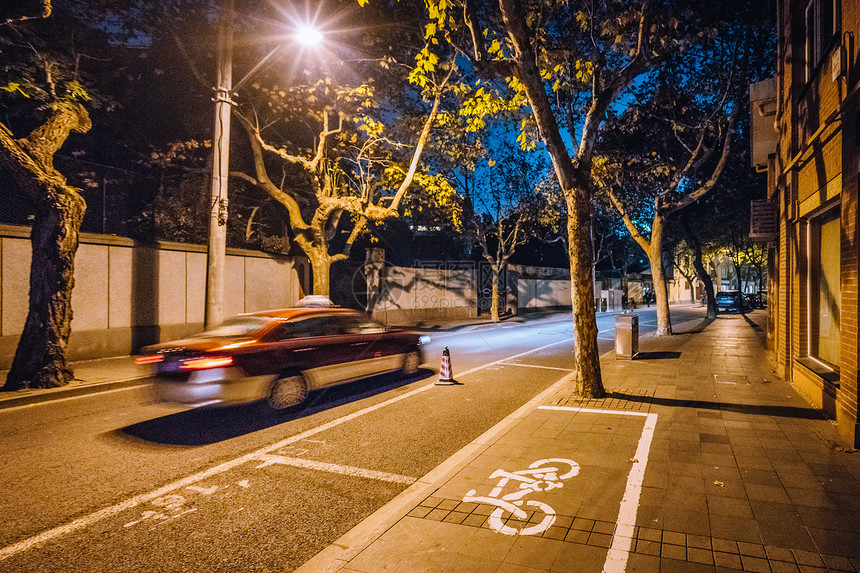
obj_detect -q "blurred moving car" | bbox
[715,290,749,313]
[136,306,425,411]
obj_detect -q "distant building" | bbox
[755,0,859,447]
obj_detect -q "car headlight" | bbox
[419,335,431,345]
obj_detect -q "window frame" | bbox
[805,206,841,371]
[804,0,841,85]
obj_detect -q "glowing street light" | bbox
[205,1,323,327]
[296,26,323,47]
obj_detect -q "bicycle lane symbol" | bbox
[462,458,580,536]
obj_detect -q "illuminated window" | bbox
[809,209,840,366]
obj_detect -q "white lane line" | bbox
[255,455,416,485]
[538,406,658,573]
[0,335,574,562]
[496,363,574,372]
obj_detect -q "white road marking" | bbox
[496,363,574,372]
[0,335,574,563]
[255,455,416,484]
[538,406,658,573]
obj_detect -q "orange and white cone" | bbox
[436,346,456,385]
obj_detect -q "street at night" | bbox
[2,0,860,571]
[0,310,621,571]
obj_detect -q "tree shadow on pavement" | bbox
[116,369,434,447]
[672,317,715,335]
[609,392,826,420]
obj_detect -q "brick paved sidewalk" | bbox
[297,311,860,573]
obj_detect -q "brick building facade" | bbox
[762,0,859,447]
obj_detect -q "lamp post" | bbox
[204,0,321,327]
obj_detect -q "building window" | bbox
[808,209,841,366]
[805,0,841,83]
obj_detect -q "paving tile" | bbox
[736,542,766,558]
[740,555,771,572]
[624,553,662,572]
[712,538,740,554]
[421,496,444,508]
[635,539,661,556]
[551,542,608,573]
[744,483,792,504]
[441,553,502,573]
[460,528,517,560]
[660,558,714,573]
[662,530,686,546]
[495,563,544,572]
[687,546,715,565]
[637,527,662,542]
[408,506,434,518]
[542,526,568,541]
[504,536,564,570]
[463,513,488,528]
[442,511,470,524]
[821,554,857,572]
[806,528,860,558]
[586,532,612,548]
[348,539,419,572]
[571,517,595,532]
[661,543,687,561]
[784,488,837,508]
[663,509,711,536]
[564,529,590,544]
[714,551,741,569]
[795,506,856,531]
[708,495,754,518]
[765,546,798,563]
[769,561,801,573]
[426,508,450,521]
[709,514,762,543]
[792,549,825,567]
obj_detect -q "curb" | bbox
[0,376,149,410]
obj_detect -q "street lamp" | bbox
[204,0,322,327]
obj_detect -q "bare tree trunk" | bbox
[567,193,604,398]
[490,267,500,322]
[5,194,84,389]
[689,236,716,319]
[307,252,332,297]
[0,101,91,390]
[647,221,672,335]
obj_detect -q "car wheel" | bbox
[267,373,309,411]
[401,349,421,376]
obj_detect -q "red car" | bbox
[136,306,425,411]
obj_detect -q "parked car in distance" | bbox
[136,306,425,411]
[715,290,749,313]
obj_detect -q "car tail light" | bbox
[135,355,164,365]
[180,356,234,370]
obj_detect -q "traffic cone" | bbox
[436,346,457,385]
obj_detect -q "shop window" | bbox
[804,0,841,83]
[808,209,841,367]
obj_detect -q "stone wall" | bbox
[0,225,306,368]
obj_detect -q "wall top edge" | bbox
[0,224,302,262]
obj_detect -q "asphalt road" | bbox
[0,306,703,572]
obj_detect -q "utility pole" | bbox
[205,0,234,328]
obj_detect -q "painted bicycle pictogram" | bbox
[462,458,580,536]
